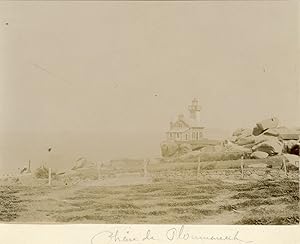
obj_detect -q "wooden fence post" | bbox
[241,156,244,179]
[282,158,287,177]
[197,156,201,179]
[144,159,149,178]
[97,162,102,180]
[48,167,52,186]
[28,160,31,173]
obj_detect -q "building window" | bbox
[185,134,188,140]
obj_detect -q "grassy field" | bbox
[0,158,299,224]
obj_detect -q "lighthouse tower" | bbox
[188,98,201,121]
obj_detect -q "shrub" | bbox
[34,166,56,179]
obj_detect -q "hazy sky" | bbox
[0,2,299,172]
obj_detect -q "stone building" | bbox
[166,99,204,142]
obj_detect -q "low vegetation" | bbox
[0,157,298,224]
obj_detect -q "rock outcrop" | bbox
[161,117,299,165]
[228,117,300,159]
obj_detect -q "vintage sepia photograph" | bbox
[0,1,299,227]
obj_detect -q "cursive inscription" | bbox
[91,225,253,244]
[166,225,252,243]
[91,228,158,244]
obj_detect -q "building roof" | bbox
[168,128,189,133]
[167,116,203,133]
[178,116,203,128]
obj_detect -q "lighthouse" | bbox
[165,99,204,142]
[188,98,201,121]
